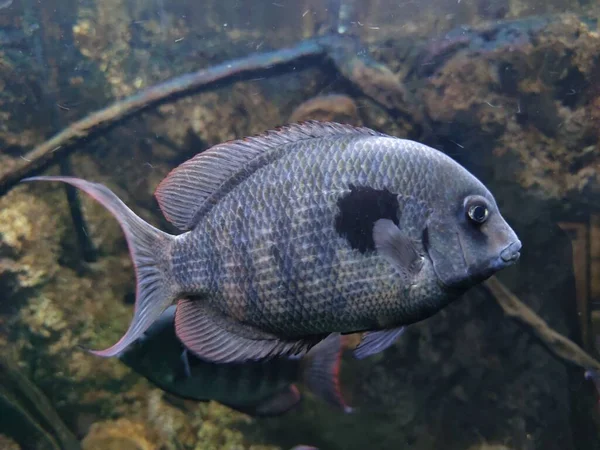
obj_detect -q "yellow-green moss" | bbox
[82,418,162,450]
[0,434,21,450]
[0,187,66,287]
[192,403,280,450]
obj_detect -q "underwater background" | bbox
[1,0,600,449]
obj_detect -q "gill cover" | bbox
[425,195,520,290]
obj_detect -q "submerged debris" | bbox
[0,355,80,450]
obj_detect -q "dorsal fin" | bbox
[154,121,388,231]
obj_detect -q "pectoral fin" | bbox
[372,219,423,277]
[353,326,406,359]
[175,298,323,364]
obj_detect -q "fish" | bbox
[118,305,352,416]
[0,0,13,10]
[22,121,521,364]
[585,369,600,405]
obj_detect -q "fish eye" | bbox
[464,196,490,225]
[468,204,488,223]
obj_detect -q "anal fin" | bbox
[353,326,405,360]
[175,298,322,364]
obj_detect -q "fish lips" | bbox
[431,239,522,290]
[499,240,522,264]
[467,239,522,284]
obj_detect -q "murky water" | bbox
[0,1,599,449]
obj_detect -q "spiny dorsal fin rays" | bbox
[154,121,389,231]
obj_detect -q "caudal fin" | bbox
[21,176,178,358]
[301,333,353,413]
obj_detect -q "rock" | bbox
[416,13,600,207]
[288,94,362,125]
[81,419,160,450]
[0,434,21,450]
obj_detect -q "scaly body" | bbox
[172,135,452,336]
[23,121,521,365]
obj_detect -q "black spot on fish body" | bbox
[335,184,400,253]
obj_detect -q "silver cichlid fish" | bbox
[119,306,352,416]
[23,121,521,364]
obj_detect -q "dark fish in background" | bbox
[585,369,600,392]
[23,121,521,364]
[585,369,600,416]
[118,306,352,417]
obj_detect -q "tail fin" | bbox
[21,176,178,358]
[301,333,353,413]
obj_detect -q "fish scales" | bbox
[24,121,521,364]
[170,135,450,336]
[207,330,298,403]
[117,307,351,415]
[190,341,296,402]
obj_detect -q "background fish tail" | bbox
[302,333,353,413]
[21,176,178,357]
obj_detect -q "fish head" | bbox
[424,184,521,290]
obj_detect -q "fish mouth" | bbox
[499,240,522,264]
[428,235,522,291]
[460,240,522,287]
[482,240,521,276]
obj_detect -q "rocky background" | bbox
[0,0,600,449]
